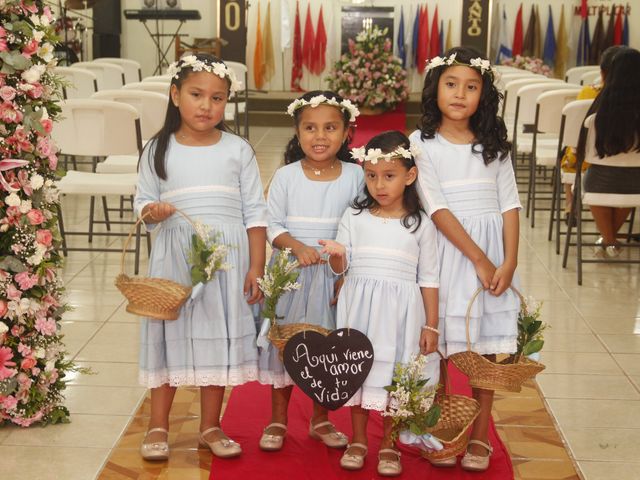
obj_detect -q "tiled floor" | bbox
[1,126,638,480]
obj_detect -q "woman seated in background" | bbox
[561,45,628,226]
[576,48,640,258]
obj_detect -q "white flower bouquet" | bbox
[383,354,442,450]
[188,222,231,297]
[257,248,300,321]
[514,295,548,362]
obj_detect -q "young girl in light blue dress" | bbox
[320,130,440,477]
[134,54,267,461]
[410,46,521,472]
[256,91,363,452]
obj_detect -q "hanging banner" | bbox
[460,0,490,56]
[218,0,247,63]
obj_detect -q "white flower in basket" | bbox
[382,354,442,452]
[256,248,301,348]
[188,221,232,299]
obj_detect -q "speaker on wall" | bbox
[93,0,121,35]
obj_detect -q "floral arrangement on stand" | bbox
[501,55,552,77]
[188,221,231,299]
[326,26,409,112]
[383,354,443,452]
[256,248,300,348]
[513,295,548,362]
[0,0,83,427]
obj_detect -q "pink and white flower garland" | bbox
[0,0,75,427]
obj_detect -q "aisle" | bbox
[210,365,513,480]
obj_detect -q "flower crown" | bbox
[167,55,242,94]
[351,145,420,165]
[425,53,494,77]
[287,95,360,122]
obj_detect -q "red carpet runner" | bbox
[210,364,514,480]
[349,105,407,148]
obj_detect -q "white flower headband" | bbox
[287,95,360,122]
[167,55,242,94]
[351,145,420,165]
[425,53,494,77]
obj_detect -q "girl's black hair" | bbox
[577,48,640,161]
[417,46,511,165]
[283,90,355,165]
[599,45,628,79]
[146,53,231,180]
[352,130,423,231]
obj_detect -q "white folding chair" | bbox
[72,61,125,90]
[142,74,173,83]
[54,66,97,99]
[93,57,142,84]
[92,90,168,174]
[564,66,599,85]
[509,80,566,189]
[550,99,594,253]
[580,70,601,86]
[123,82,171,95]
[225,61,249,139]
[52,99,146,272]
[528,87,582,227]
[501,76,550,133]
[563,114,640,284]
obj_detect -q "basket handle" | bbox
[463,286,525,352]
[436,350,451,395]
[119,207,198,276]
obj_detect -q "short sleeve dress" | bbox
[134,132,268,388]
[410,130,521,357]
[257,161,364,388]
[335,207,441,411]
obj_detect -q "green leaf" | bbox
[425,404,441,427]
[383,385,397,393]
[523,339,544,356]
[527,320,543,335]
[409,423,422,435]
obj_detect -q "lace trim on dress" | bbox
[343,391,389,411]
[140,366,258,388]
[257,370,295,389]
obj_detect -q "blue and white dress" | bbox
[410,131,522,358]
[134,132,268,388]
[257,161,364,388]
[335,208,441,411]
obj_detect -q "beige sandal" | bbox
[309,420,348,448]
[259,422,287,451]
[198,426,242,458]
[377,448,402,476]
[340,443,368,470]
[140,427,169,461]
[461,439,493,472]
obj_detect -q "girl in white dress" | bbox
[320,131,440,477]
[410,47,521,472]
[257,91,363,452]
[134,54,267,461]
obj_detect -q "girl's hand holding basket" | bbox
[142,202,176,223]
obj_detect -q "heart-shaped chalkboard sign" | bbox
[283,328,374,410]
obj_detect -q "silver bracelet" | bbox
[421,325,440,335]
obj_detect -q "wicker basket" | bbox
[449,287,546,393]
[420,355,481,461]
[115,211,192,321]
[267,318,331,359]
